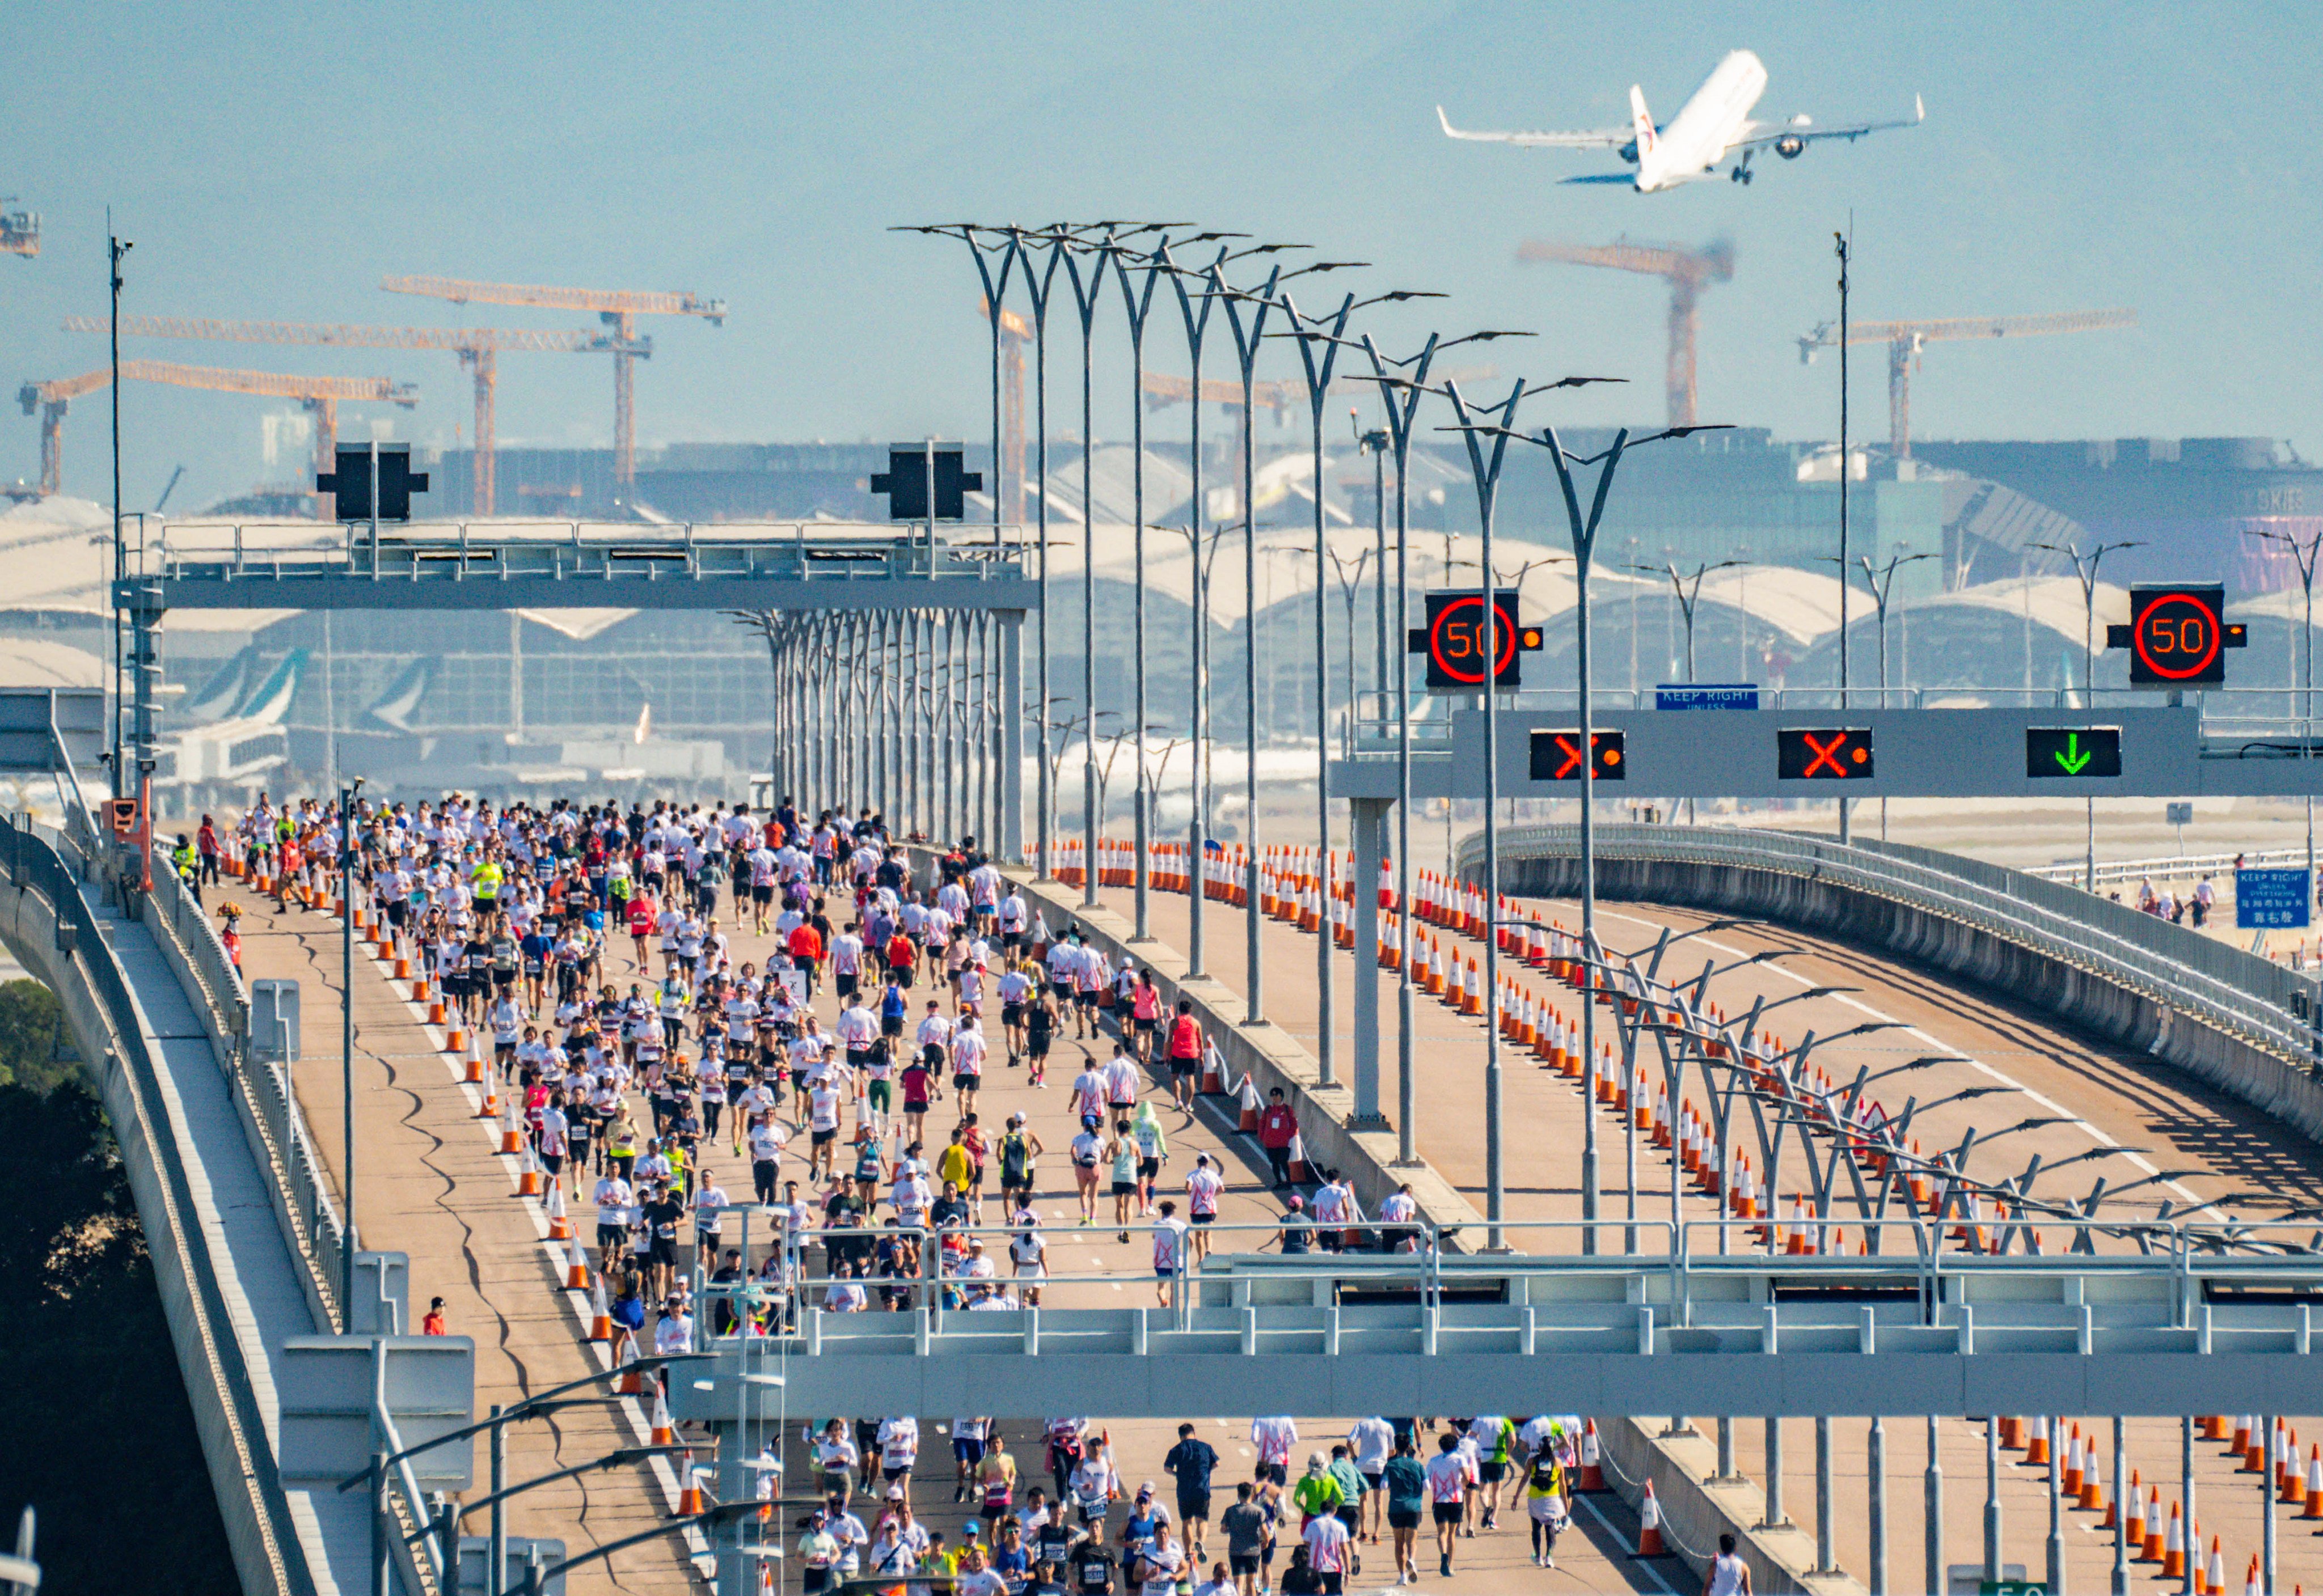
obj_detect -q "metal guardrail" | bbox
[143,846,348,1332]
[0,815,318,1596]
[2023,846,2311,888]
[1456,822,2323,1065]
[154,519,1034,588]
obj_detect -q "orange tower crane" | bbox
[65,314,633,515]
[1517,238,1735,427]
[1797,306,2137,458]
[379,276,725,490]
[19,361,417,507]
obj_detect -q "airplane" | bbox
[1437,49,1923,192]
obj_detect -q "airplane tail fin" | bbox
[1628,84,1657,155]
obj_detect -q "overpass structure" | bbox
[33,662,2323,1594]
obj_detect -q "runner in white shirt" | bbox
[1348,1416,1396,1541]
[876,1416,921,1507]
[1424,1435,1471,1578]
[1300,1512,1353,1587]
[1151,1200,1190,1308]
[1184,1154,1223,1263]
[949,1017,988,1117]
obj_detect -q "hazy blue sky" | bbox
[6,2,2318,510]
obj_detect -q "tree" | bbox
[0,979,70,1096]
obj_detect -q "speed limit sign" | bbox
[2109,586,2247,686]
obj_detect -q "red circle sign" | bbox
[1428,595,1520,686]
[2132,591,2223,681]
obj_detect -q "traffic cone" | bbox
[2244,1424,2267,1474]
[464,1049,484,1085]
[2233,1414,2254,1458]
[2244,1556,2262,1596]
[564,1232,590,1291]
[1577,1420,1604,1492]
[1634,1481,1666,1557]
[2123,1476,2145,1548]
[1785,1196,1811,1256]
[2287,1433,2310,1506]
[518,1144,543,1197]
[677,1453,706,1515]
[501,1102,524,1157]
[588,1276,613,1341]
[2027,1414,2051,1466]
[445,1022,467,1055]
[428,996,447,1024]
[2205,1414,2230,1441]
[651,1389,675,1446]
[2062,1423,2084,1496]
[2303,1446,2323,1518]
[2206,1535,2225,1596]
[2001,1416,2024,1451]
[478,1064,499,1120]
[2160,1500,2183,1576]
[2078,1432,2105,1512]
[615,1334,643,1395]
[1286,1133,1310,1184]
[1236,1076,1260,1133]
[546,1182,573,1241]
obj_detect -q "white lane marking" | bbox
[1593,905,2200,1203]
[1571,1489,1679,1594]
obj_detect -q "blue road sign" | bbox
[1654,683,1759,711]
[2236,866,2312,930]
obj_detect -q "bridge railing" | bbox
[0,813,318,1595]
[1460,822,2321,1065]
[138,843,348,1332]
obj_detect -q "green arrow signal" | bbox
[2055,733,2093,775]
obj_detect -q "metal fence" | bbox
[1458,822,2323,1065]
[142,843,348,1332]
[2022,845,2311,888]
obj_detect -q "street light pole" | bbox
[1834,228,1853,846]
[1277,288,1361,1089]
[1472,414,1724,1252]
[1012,227,1074,879]
[1059,236,1113,907]
[2033,537,2143,888]
[1161,240,1231,975]
[1112,234,1175,942]
[340,776,362,1316]
[1210,259,1288,1025]
[2257,524,2323,882]
[1441,377,1527,1249]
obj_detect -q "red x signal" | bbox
[1528,729,1626,782]
[1776,727,1874,781]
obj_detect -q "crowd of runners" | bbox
[215,790,1606,1593]
[784,1411,1586,1593]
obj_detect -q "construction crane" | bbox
[18,361,417,506]
[1517,237,1734,427]
[1797,307,2138,458]
[0,200,37,259]
[64,314,636,515]
[380,276,725,491]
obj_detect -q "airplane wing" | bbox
[1737,94,1926,149]
[1437,105,1628,149]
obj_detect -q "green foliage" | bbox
[0,979,71,1097]
[0,1081,237,1594]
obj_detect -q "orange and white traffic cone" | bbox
[2302,1446,2323,1518]
[2139,1486,2165,1560]
[1785,1197,1811,1256]
[517,1144,543,1197]
[588,1276,614,1342]
[615,1334,643,1395]
[1286,1133,1310,1185]
[502,1102,525,1157]
[2205,1534,2225,1596]
[2204,1414,2230,1441]
[445,1022,468,1055]
[2078,1432,2105,1513]
[2245,1555,2263,1596]
[2122,1475,2143,1547]
[1237,1076,1260,1133]
[2233,1414,2254,1458]
[677,1452,706,1515]
[2062,1423,2084,1497]
[1578,1420,1604,1492]
[2286,1432,2309,1506]
[1634,1481,1666,1557]
[464,1049,484,1085]
[2161,1500,2185,1578]
[651,1389,675,1446]
[564,1232,590,1292]
[2027,1413,2051,1466]
[546,1182,573,1241]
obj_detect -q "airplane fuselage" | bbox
[1634,49,1768,190]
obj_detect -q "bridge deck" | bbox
[235,898,699,1596]
[1051,862,2323,1593]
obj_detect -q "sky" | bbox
[5,1,2320,512]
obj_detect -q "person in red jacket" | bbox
[1257,1088,1299,1190]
